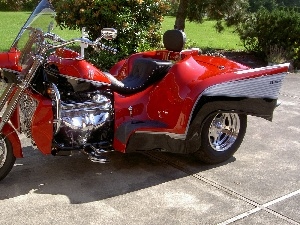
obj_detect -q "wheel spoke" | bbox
[0,140,7,168]
[208,113,240,152]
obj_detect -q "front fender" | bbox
[1,120,22,158]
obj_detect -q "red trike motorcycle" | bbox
[0,0,290,181]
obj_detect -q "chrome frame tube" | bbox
[50,83,61,134]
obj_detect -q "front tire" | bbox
[194,112,247,164]
[0,135,16,181]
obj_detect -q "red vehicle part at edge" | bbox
[0,49,21,71]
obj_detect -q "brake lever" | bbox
[44,33,65,43]
[94,42,118,54]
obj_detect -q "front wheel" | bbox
[194,112,247,164]
[0,135,16,181]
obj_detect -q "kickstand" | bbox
[88,152,110,163]
[82,145,110,163]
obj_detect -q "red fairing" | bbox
[113,86,154,151]
[29,91,53,155]
[48,48,111,84]
[0,49,21,71]
[0,119,22,158]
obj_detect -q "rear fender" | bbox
[1,120,22,158]
[185,97,276,154]
[186,62,289,125]
[184,63,289,151]
[193,96,277,122]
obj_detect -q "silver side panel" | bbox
[203,72,287,99]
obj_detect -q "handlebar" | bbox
[43,32,118,55]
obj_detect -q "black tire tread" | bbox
[0,136,16,181]
[194,113,247,164]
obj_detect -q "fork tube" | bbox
[0,58,42,131]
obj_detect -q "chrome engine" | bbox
[47,74,114,150]
[58,92,113,146]
[61,95,110,132]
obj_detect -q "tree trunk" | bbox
[174,0,189,31]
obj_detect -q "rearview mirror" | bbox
[101,28,117,40]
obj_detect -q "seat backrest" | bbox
[163,29,186,52]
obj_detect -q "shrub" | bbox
[237,7,300,67]
[0,0,39,11]
[165,0,179,16]
[52,0,169,70]
[267,44,288,64]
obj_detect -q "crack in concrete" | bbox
[143,152,300,225]
[279,92,300,100]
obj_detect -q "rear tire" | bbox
[0,135,16,181]
[194,112,247,164]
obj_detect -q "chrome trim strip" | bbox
[135,131,186,140]
[202,73,286,99]
[234,63,290,75]
[59,73,111,87]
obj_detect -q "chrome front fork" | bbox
[0,57,43,131]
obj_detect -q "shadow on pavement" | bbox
[0,145,234,204]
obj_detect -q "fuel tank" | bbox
[48,48,111,85]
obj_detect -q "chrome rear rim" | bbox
[208,113,240,152]
[0,138,7,168]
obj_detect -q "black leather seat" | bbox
[108,58,172,95]
[106,30,186,94]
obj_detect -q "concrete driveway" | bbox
[0,73,299,225]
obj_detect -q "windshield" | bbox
[9,0,55,71]
[12,0,55,51]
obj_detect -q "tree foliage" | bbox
[0,0,39,10]
[52,0,169,69]
[237,7,300,66]
[173,0,249,31]
[172,0,300,31]
[248,0,300,12]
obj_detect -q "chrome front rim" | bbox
[208,113,240,152]
[0,138,7,168]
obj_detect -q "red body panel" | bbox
[112,53,288,152]
[8,90,53,155]
[48,48,111,84]
[30,91,53,155]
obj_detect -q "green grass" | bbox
[0,12,244,52]
[162,16,244,51]
[0,12,30,51]
[0,11,80,52]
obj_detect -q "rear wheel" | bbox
[194,112,247,164]
[0,135,16,181]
